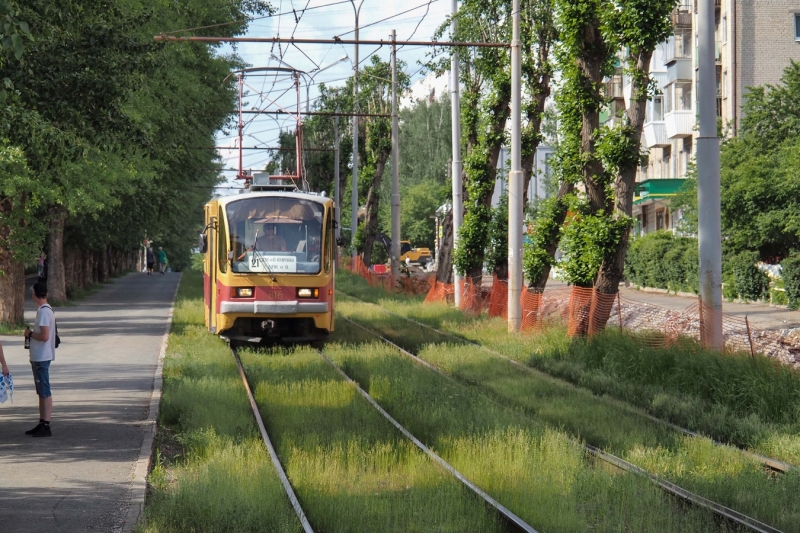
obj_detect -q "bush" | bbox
[782,253,800,309]
[730,252,769,301]
[625,231,698,293]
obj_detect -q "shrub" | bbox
[730,252,769,301]
[782,253,800,309]
[625,231,699,293]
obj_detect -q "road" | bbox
[0,272,180,533]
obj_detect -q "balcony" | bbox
[644,122,669,148]
[666,58,692,85]
[665,110,695,138]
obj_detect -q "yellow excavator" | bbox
[376,232,432,266]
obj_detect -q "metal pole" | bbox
[507,0,523,331]
[391,30,401,280]
[697,0,723,350]
[450,0,464,306]
[334,111,341,243]
[350,1,362,267]
[237,73,244,180]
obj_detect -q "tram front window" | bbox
[226,197,324,274]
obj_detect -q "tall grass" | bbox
[323,324,735,533]
[239,346,505,533]
[335,294,800,531]
[138,268,301,533]
[336,271,800,465]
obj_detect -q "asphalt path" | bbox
[0,272,180,533]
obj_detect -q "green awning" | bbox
[633,178,687,206]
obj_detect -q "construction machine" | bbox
[375,232,432,266]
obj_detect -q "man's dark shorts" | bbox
[31,361,52,398]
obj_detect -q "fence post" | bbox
[744,315,755,360]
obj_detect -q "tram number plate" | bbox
[249,254,297,273]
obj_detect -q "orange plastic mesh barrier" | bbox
[425,278,455,303]
[487,276,508,319]
[459,278,489,316]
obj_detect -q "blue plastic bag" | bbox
[0,373,13,404]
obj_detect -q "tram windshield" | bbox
[225,197,324,274]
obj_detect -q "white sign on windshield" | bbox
[247,253,297,273]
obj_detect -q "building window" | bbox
[651,96,664,121]
[675,82,692,111]
[796,14,800,41]
[722,16,727,43]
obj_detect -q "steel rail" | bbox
[229,346,314,533]
[337,290,794,475]
[315,348,538,533]
[337,314,785,533]
[154,34,509,48]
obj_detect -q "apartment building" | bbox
[623,0,800,235]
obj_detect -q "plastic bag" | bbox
[0,373,13,404]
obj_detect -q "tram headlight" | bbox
[297,288,319,299]
[231,287,254,298]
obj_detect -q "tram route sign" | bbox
[248,253,297,273]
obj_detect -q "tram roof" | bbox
[212,190,332,209]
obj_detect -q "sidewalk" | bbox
[0,272,180,533]
[546,280,800,332]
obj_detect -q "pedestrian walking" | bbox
[157,247,168,275]
[146,247,155,276]
[37,253,46,279]
[24,282,56,438]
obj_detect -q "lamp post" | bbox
[350,0,364,267]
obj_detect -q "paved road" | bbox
[546,280,800,331]
[0,272,180,533]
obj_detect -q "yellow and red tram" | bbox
[201,174,335,343]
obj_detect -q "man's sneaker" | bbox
[25,423,43,435]
[31,424,51,437]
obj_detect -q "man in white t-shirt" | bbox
[24,282,56,438]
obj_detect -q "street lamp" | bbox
[350,0,364,266]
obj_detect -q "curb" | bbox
[121,274,182,533]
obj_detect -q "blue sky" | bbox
[212,0,455,193]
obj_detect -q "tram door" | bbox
[207,213,217,333]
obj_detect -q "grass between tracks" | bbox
[336,271,800,466]
[238,345,504,532]
[325,321,736,533]
[138,268,301,533]
[336,274,800,532]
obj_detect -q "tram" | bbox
[200,173,336,343]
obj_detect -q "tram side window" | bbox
[324,208,333,273]
[218,209,227,273]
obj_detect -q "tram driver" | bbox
[236,222,287,261]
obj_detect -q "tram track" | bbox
[229,340,533,533]
[337,289,794,476]
[336,312,784,533]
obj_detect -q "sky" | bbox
[209,0,456,194]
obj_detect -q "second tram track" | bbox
[337,289,794,476]
[337,311,784,533]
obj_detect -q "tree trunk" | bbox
[361,152,389,267]
[0,257,24,324]
[47,206,68,302]
[529,181,575,290]
[591,51,653,329]
[436,209,454,284]
[521,89,550,206]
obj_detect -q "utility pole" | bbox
[350,0,363,268]
[697,0,723,349]
[334,110,341,244]
[450,0,463,306]
[507,0,523,331]
[390,30,401,280]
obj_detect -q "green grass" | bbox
[239,345,505,533]
[323,322,736,533]
[138,268,302,533]
[335,283,800,531]
[0,320,25,335]
[336,270,800,465]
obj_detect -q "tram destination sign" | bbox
[248,253,297,273]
